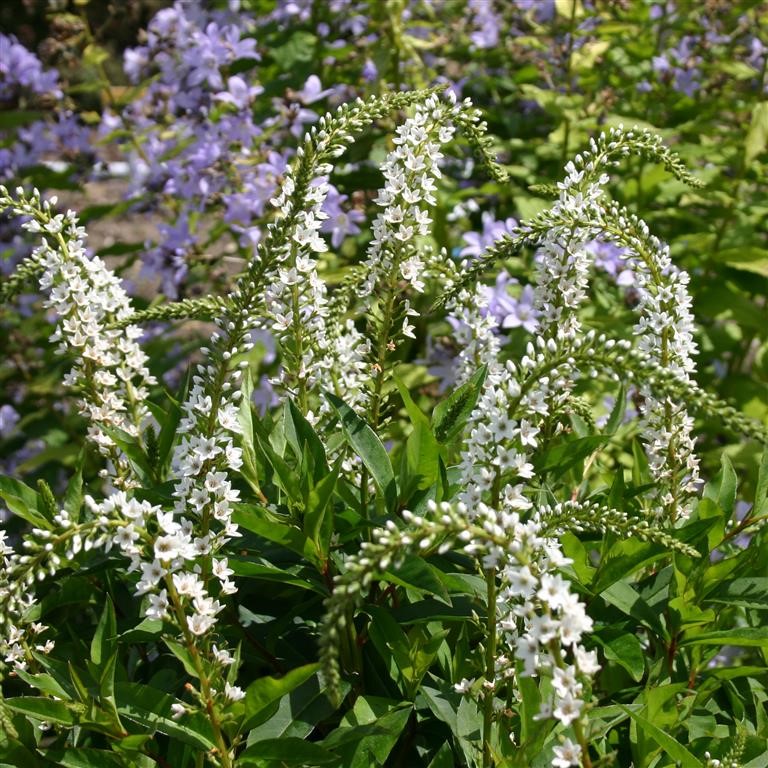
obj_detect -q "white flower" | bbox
[154,535,183,562]
[135,560,166,595]
[574,646,600,675]
[490,413,517,442]
[224,682,245,702]
[552,665,581,698]
[516,419,540,448]
[146,589,169,620]
[171,702,187,720]
[454,677,475,694]
[552,693,582,727]
[212,645,235,666]
[187,613,216,636]
[537,574,571,611]
[173,572,205,600]
[212,558,234,581]
[552,738,582,767]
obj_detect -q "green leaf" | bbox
[0,110,45,130]
[600,581,668,640]
[365,606,411,689]
[325,392,397,513]
[680,628,768,647]
[38,749,124,768]
[4,697,78,726]
[13,669,71,700]
[427,742,455,768]
[604,383,627,436]
[246,673,348,742]
[162,638,200,679]
[119,618,165,642]
[419,686,478,767]
[233,504,320,568]
[284,400,328,482]
[618,705,702,767]
[90,598,117,667]
[703,453,737,515]
[324,702,412,767]
[592,539,665,594]
[704,578,768,609]
[158,373,188,470]
[250,410,303,505]
[431,366,486,444]
[100,426,153,483]
[631,438,651,487]
[395,372,440,493]
[0,476,50,530]
[754,448,768,517]
[115,683,217,751]
[746,101,768,164]
[540,434,609,478]
[242,663,320,732]
[228,559,324,593]
[270,31,318,68]
[239,737,337,766]
[63,454,84,520]
[385,556,450,604]
[304,458,341,558]
[594,632,645,682]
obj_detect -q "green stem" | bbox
[165,575,233,768]
[368,270,400,429]
[482,565,497,768]
[482,469,502,767]
[560,0,579,168]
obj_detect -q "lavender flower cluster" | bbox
[0,34,91,182]
[111,1,364,299]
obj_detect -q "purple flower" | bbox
[320,184,365,248]
[587,240,635,286]
[420,336,459,394]
[250,329,277,365]
[652,54,670,74]
[0,34,62,101]
[252,375,279,415]
[460,212,517,259]
[514,0,556,23]
[215,75,264,109]
[142,214,194,298]
[480,272,538,334]
[596,391,638,428]
[468,0,501,49]
[362,59,378,82]
[295,75,334,104]
[0,405,20,438]
[501,284,538,334]
[673,68,700,97]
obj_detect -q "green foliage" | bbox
[1,2,767,768]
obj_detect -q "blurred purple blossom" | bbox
[252,375,279,415]
[0,34,61,102]
[460,212,517,259]
[587,240,636,286]
[0,405,20,438]
[481,272,538,334]
[215,76,264,109]
[514,0,556,23]
[468,0,501,49]
[321,184,365,248]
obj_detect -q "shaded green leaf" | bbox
[325,392,397,513]
[431,367,486,445]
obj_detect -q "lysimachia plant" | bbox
[0,86,767,768]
